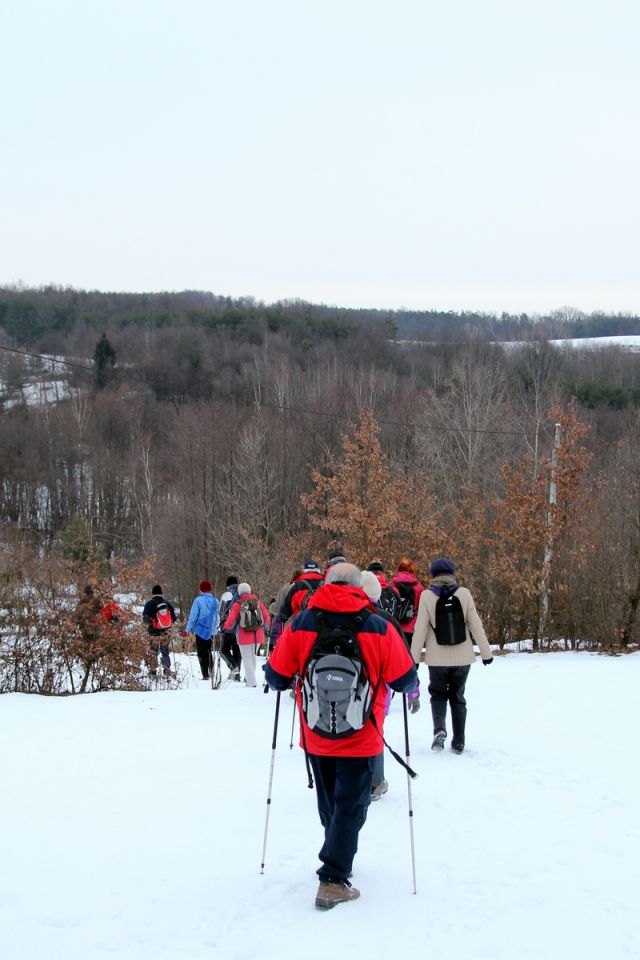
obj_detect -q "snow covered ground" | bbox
[549,334,640,351]
[2,651,639,960]
[498,334,640,352]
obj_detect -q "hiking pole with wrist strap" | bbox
[260,690,281,874]
[403,693,418,894]
[289,678,298,748]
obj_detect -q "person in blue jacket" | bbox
[183,579,220,679]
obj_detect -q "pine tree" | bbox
[93,333,117,389]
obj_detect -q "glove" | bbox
[483,657,493,666]
[182,630,189,638]
[408,697,420,714]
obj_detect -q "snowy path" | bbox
[2,653,638,959]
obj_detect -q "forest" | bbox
[0,284,639,687]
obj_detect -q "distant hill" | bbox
[1,285,639,349]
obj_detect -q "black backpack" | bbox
[434,592,467,645]
[395,581,416,624]
[301,611,376,739]
[378,584,399,619]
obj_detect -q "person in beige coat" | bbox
[410,557,493,754]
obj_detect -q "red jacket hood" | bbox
[393,571,420,586]
[307,582,370,614]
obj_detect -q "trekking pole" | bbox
[260,690,281,874]
[289,679,298,749]
[402,693,418,894]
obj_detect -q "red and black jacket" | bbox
[265,582,417,757]
[279,570,324,622]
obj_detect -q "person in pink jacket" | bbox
[391,558,424,643]
[223,582,270,687]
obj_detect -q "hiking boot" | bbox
[315,880,360,911]
[431,730,447,751]
[230,667,240,680]
[451,742,465,755]
[371,779,388,801]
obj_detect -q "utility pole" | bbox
[538,422,561,645]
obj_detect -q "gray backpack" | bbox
[301,612,376,739]
[239,595,264,632]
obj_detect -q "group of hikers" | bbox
[137,546,494,911]
[75,548,493,909]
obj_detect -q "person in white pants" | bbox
[222,582,270,687]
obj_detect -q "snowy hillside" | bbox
[2,651,638,959]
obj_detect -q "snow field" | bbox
[1,652,638,959]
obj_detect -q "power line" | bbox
[0,342,523,435]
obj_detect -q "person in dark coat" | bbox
[142,584,176,675]
[218,576,242,679]
[265,562,417,910]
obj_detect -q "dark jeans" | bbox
[371,751,384,787]
[309,754,374,884]
[150,640,171,670]
[428,665,471,748]
[220,632,241,671]
[195,635,213,678]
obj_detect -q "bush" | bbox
[0,551,169,694]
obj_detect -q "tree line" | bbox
[1,286,640,350]
[0,287,639,661]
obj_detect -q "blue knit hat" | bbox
[430,557,456,577]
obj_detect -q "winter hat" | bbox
[151,584,163,595]
[303,559,321,572]
[361,570,382,602]
[367,560,384,574]
[328,546,346,561]
[226,575,239,587]
[429,557,456,578]
[199,579,213,593]
[238,582,251,595]
[326,547,347,570]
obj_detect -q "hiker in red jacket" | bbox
[265,562,417,911]
[279,560,324,623]
[391,557,424,643]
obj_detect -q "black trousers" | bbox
[428,665,471,748]
[195,635,213,678]
[220,631,241,671]
[309,754,374,884]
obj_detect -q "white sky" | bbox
[1,0,639,315]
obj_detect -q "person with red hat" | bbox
[183,580,220,680]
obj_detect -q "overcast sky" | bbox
[1,0,638,315]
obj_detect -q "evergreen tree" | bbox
[93,333,116,389]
